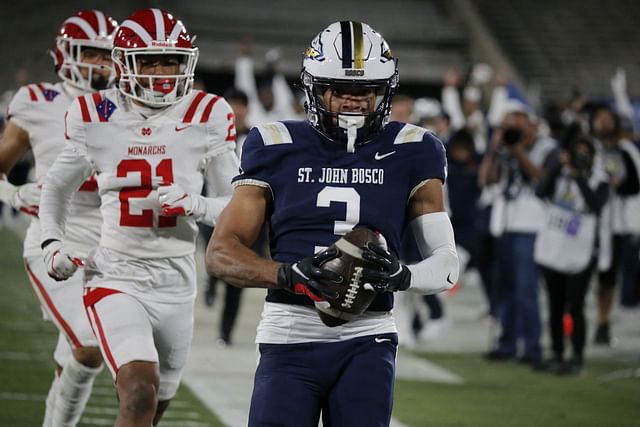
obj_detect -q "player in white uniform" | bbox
[0,10,117,427]
[38,8,238,426]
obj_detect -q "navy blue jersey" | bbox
[233,120,447,311]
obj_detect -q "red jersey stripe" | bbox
[182,91,206,123]
[36,83,47,98]
[200,95,221,123]
[92,93,106,122]
[25,263,82,348]
[27,85,37,101]
[78,96,91,122]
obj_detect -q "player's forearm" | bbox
[206,234,280,289]
[39,148,92,242]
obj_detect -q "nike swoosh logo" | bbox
[446,273,455,285]
[374,151,396,160]
[175,125,190,132]
[375,337,392,343]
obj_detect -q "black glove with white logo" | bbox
[361,244,412,292]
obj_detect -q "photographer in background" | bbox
[534,131,609,375]
[590,106,640,345]
[479,101,557,365]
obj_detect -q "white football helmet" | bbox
[112,8,199,107]
[301,21,398,151]
[53,10,118,91]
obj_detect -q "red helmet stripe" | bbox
[64,16,97,39]
[151,8,165,41]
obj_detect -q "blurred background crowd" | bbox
[1,0,639,378]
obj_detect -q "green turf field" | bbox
[1,227,639,427]
[0,229,224,426]
[394,350,640,426]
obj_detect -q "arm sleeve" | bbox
[406,212,459,294]
[194,98,240,226]
[235,56,265,122]
[39,100,93,243]
[203,97,237,161]
[441,86,465,130]
[197,150,240,226]
[272,73,296,119]
[6,86,34,132]
[487,85,508,127]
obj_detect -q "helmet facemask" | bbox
[113,47,198,107]
[56,38,115,91]
[303,71,397,152]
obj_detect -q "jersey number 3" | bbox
[117,158,176,228]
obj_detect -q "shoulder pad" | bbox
[393,123,428,145]
[256,122,293,146]
[181,91,223,124]
[76,92,117,123]
[18,83,60,103]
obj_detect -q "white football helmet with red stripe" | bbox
[112,8,199,107]
[53,10,118,91]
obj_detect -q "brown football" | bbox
[314,228,387,327]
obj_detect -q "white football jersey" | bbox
[60,88,236,258]
[7,82,101,258]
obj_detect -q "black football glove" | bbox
[277,247,342,301]
[361,244,412,292]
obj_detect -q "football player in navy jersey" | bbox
[207,21,459,426]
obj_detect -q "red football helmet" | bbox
[112,8,199,106]
[53,10,118,91]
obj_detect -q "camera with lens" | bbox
[502,127,522,146]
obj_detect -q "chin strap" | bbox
[338,115,365,153]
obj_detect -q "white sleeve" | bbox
[39,100,93,244]
[40,145,92,243]
[406,212,460,294]
[441,86,465,130]
[6,85,35,132]
[203,97,237,160]
[194,151,238,226]
[610,68,635,124]
[487,85,508,127]
[272,73,296,119]
[234,56,258,99]
[235,56,268,126]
